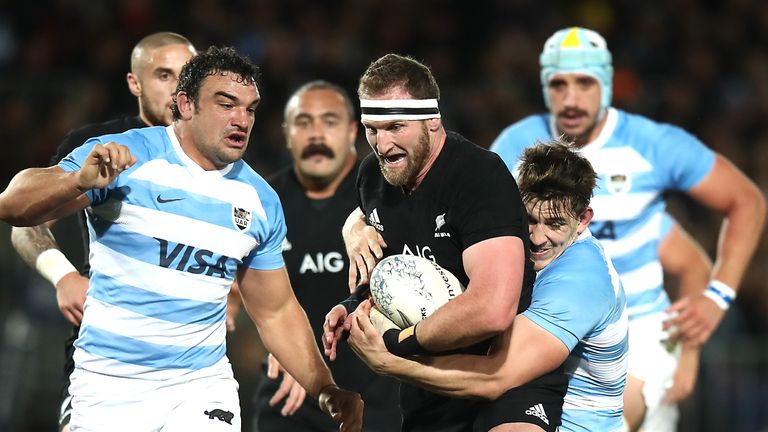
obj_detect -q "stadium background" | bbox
[0,1,766,430]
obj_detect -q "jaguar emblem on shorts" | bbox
[606,173,631,195]
[204,408,234,425]
[232,206,252,231]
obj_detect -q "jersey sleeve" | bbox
[242,192,287,271]
[57,137,110,205]
[452,154,528,249]
[653,124,716,191]
[522,248,615,351]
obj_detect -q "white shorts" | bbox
[627,312,680,432]
[68,365,241,432]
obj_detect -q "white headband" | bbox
[360,98,441,121]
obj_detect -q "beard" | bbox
[379,123,430,188]
[140,92,172,126]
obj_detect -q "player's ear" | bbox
[578,207,594,233]
[175,91,194,120]
[425,117,441,132]
[127,73,141,97]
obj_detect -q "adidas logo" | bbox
[525,403,549,425]
[368,208,384,231]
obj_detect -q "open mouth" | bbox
[226,132,247,147]
[383,153,406,165]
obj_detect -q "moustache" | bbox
[301,143,335,159]
[557,108,588,118]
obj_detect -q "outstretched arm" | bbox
[238,267,363,430]
[0,143,136,226]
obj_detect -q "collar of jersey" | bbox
[165,125,234,177]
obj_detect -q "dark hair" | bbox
[518,139,597,219]
[358,53,440,100]
[171,46,260,120]
[284,80,355,122]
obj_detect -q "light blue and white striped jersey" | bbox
[523,230,628,432]
[59,125,286,380]
[491,108,715,319]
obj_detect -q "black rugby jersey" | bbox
[356,130,538,432]
[357,130,535,312]
[256,162,401,431]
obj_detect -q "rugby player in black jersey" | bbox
[252,81,401,431]
[9,32,198,432]
[323,54,568,431]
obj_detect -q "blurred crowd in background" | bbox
[1,0,767,431]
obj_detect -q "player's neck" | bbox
[410,129,446,194]
[297,154,356,200]
[573,109,609,148]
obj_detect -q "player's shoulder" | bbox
[546,235,612,285]
[490,114,550,152]
[230,160,281,204]
[445,130,506,170]
[615,109,695,143]
[63,116,145,145]
[266,165,293,194]
[55,116,146,163]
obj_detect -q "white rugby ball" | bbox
[369,254,465,329]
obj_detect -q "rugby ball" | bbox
[369,255,465,329]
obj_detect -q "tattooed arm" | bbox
[11,224,88,326]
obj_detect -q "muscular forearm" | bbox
[711,191,766,290]
[0,167,85,226]
[254,299,335,398]
[416,288,516,352]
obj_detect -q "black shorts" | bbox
[399,364,567,432]
[474,367,567,432]
[58,326,79,431]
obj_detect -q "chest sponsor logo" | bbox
[606,172,632,195]
[434,212,451,238]
[368,208,384,231]
[156,238,229,278]
[232,206,252,231]
[299,252,344,274]
[402,244,436,262]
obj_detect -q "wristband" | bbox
[35,249,78,287]
[703,280,736,310]
[340,283,370,314]
[382,324,426,358]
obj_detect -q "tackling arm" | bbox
[349,301,568,399]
